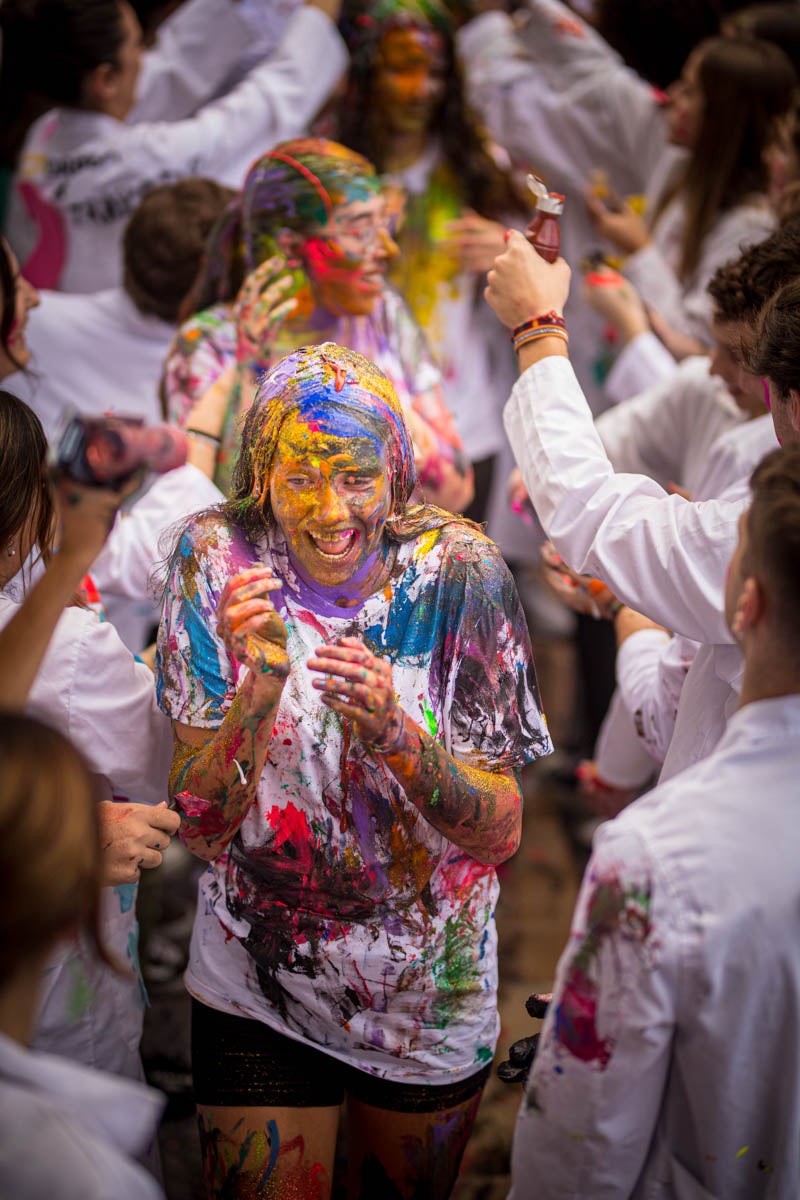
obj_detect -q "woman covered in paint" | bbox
[157,342,551,1198]
[163,137,472,510]
[334,0,529,525]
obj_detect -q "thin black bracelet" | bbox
[186,428,222,447]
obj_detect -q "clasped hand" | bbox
[217,572,404,749]
[308,637,406,752]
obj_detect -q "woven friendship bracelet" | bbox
[513,326,569,353]
[511,311,567,342]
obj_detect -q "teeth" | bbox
[309,530,356,557]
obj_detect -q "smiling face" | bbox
[300,195,398,317]
[1,241,40,379]
[372,26,448,138]
[269,407,393,588]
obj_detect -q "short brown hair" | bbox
[0,714,107,982]
[745,443,800,640]
[748,276,800,399]
[708,221,800,326]
[123,178,234,324]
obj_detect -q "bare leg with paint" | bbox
[197,1104,339,1200]
[345,1089,484,1200]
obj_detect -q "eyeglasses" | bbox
[320,210,399,252]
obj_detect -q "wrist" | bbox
[363,708,409,756]
[517,335,570,372]
[241,664,287,710]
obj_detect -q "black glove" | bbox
[496,993,552,1085]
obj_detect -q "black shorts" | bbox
[191,999,491,1112]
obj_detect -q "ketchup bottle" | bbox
[525,174,565,264]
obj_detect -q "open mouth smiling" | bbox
[306,529,360,558]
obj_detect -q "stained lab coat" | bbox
[510,695,800,1200]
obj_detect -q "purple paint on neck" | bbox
[283,545,385,616]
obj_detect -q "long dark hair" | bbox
[0,390,56,573]
[336,9,528,221]
[657,36,796,282]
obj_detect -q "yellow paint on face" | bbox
[269,411,393,591]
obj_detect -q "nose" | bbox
[376,228,399,260]
[316,478,349,523]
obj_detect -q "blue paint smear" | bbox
[114,883,137,914]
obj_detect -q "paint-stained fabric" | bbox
[157,513,551,1084]
[511,695,800,1199]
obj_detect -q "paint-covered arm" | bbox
[509,819,677,1197]
[167,566,290,860]
[308,637,522,864]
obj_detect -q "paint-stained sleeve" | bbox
[509,820,679,1197]
[443,528,552,770]
[156,520,239,728]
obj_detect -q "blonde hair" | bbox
[0,714,108,982]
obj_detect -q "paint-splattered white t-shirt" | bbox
[157,513,551,1083]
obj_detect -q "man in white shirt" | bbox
[484,232,800,779]
[507,443,800,1199]
[15,176,232,443]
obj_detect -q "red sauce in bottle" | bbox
[525,176,565,263]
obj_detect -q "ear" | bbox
[82,61,119,110]
[789,388,800,436]
[730,575,765,640]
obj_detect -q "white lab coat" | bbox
[596,407,777,782]
[624,195,776,344]
[504,355,745,778]
[457,0,680,413]
[0,1031,164,1199]
[91,464,224,652]
[510,695,800,1200]
[130,0,298,123]
[13,287,173,443]
[0,574,172,1078]
[595,357,743,499]
[6,6,347,293]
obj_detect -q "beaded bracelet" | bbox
[513,326,569,354]
[511,311,566,342]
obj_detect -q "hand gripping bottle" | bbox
[525,174,565,263]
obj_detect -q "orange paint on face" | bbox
[269,410,393,590]
[373,26,448,137]
[301,195,398,317]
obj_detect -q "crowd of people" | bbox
[0,0,799,1196]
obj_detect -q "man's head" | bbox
[122,179,234,325]
[748,276,800,446]
[725,444,800,664]
[708,221,800,420]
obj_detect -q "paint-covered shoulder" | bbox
[433,520,513,593]
[169,510,261,587]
